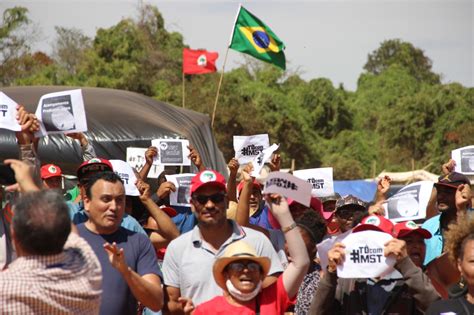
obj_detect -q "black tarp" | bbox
[0,86,227,175]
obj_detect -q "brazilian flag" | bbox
[229,6,286,70]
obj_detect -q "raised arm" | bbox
[138,146,158,180]
[235,166,270,237]
[103,242,163,311]
[384,238,440,311]
[188,145,206,172]
[227,158,239,203]
[137,179,179,244]
[4,159,40,192]
[265,194,309,298]
[66,132,97,161]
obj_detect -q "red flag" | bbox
[183,48,218,74]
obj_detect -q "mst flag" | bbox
[182,48,218,74]
[229,5,286,70]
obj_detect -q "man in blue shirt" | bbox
[422,172,471,266]
[78,171,162,315]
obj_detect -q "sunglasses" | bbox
[227,261,261,273]
[336,207,365,220]
[192,192,226,205]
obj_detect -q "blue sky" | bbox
[3,0,472,91]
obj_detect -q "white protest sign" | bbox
[317,229,352,272]
[0,92,21,132]
[251,143,279,177]
[126,147,163,178]
[263,171,312,207]
[166,173,194,207]
[452,145,474,175]
[109,159,140,196]
[234,134,269,164]
[294,167,334,197]
[151,139,191,166]
[35,89,87,136]
[337,230,396,278]
[384,180,433,222]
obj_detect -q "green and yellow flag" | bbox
[229,5,286,70]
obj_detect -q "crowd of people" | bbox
[0,105,473,315]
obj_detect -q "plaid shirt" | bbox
[0,232,102,314]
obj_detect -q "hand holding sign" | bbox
[35,89,87,137]
[337,231,396,278]
[263,171,312,207]
[328,242,346,273]
[384,238,408,262]
[0,92,21,132]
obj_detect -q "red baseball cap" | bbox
[287,197,323,212]
[77,158,113,179]
[237,179,262,193]
[190,170,226,194]
[352,215,394,234]
[160,206,178,218]
[40,164,62,179]
[393,221,432,239]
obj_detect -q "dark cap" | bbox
[77,158,113,180]
[435,172,471,190]
[335,194,367,212]
[320,193,341,204]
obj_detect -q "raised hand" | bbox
[156,181,176,200]
[188,145,205,171]
[103,242,129,274]
[145,146,158,165]
[228,158,239,177]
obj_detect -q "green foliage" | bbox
[364,39,440,84]
[4,6,472,180]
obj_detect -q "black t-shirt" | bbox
[426,296,474,315]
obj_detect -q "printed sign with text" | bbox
[251,143,279,177]
[126,147,164,179]
[452,145,474,175]
[35,89,87,136]
[337,230,396,278]
[263,171,312,207]
[0,92,21,132]
[294,167,334,197]
[110,159,140,196]
[166,174,194,207]
[317,229,352,271]
[151,139,191,166]
[383,181,433,222]
[234,134,270,164]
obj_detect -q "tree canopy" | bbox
[1,5,472,179]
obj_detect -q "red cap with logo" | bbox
[40,164,62,179]
[352,215,394,234]
[190,170,226,194]
[393,221,432,239]
[76,158,113,179]
[237,179,262,193]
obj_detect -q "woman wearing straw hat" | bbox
[188,194,310,314]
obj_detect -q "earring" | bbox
[459,276,465,289]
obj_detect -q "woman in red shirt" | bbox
[190,194,310,315]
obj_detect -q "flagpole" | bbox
[211,47,229,128]
[182,72,185,108]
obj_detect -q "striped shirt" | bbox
[0,233,102,314]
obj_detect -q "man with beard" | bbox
[422,172,471,266]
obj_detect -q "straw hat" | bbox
[213,241,271,290]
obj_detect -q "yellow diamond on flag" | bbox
[238,26,280,54]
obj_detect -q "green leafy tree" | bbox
[364,39,440,84]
